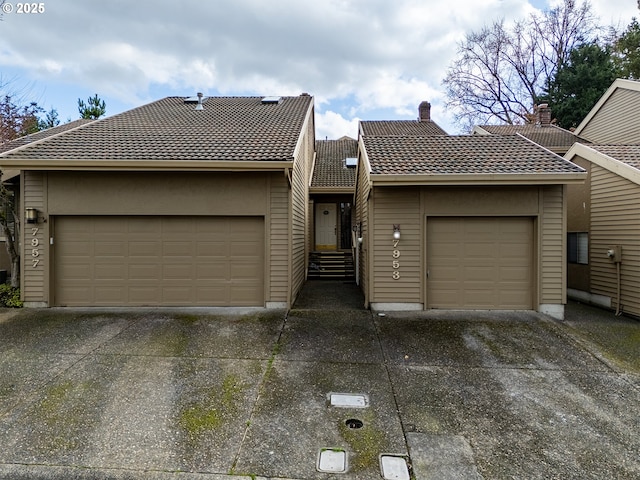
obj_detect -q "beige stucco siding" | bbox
[590,164,640,316]
[579,88,640,144]
[21,171,48,305]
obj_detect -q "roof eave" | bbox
[309,186,354,194]
[369,172,587,186]
[0,159,295,171]
[565,143,640,186]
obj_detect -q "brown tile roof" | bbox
[311,137,357,188]
[0,96,313,162]
[589,145,640,171]
[363,135,585,175]
[361,120,447,136]
[0,119,92,154]
[477,124,587,150]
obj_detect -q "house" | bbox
[563,79,640,317]
[0,119,93,279]
[0,95,315,308]
[354,121,587,319]
[308,136,358,279]
[472,104,588,155]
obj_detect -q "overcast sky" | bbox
[0,0,637,138]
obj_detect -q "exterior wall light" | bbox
[393,224,401,240]
[25,207,39,224]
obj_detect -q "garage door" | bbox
[54,216,264,306]
[427,217,533,309]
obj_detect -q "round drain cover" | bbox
[345,418,364,429]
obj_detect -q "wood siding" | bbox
[540,185,565,304]
[580,89,640,144]
[590,164,640,316]
[355,155,370,302]
[268,174,290,304]
[290,117,314,303]
[371,187,421,303]
[21,171,47,304]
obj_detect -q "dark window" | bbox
[568,232,588,264]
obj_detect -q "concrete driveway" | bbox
[0,281,638,479]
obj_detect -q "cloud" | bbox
[1,0,637,134]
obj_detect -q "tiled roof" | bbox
[311,137,357,188]
[589,145,640,171]
[363,135,585,175]
[0,119,92,154]
[477,124,586,150]
[0,96,313,162]
[361,120,447,136]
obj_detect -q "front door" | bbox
[316,203,337,250]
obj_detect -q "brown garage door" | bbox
[427,217,533,309]
[54,216,264,306]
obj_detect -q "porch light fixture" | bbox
[25,207,39,224]
[393,224,401,240]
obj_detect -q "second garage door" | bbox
[54,216,264,307]
[427,217,533,309]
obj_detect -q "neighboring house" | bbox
[310,136,357,251]
[354,127,587,319]
[562,78,640,317]
[0,119,92,278]
[307,137,358,279]
[0,95,314,308]
[472,104,588,155]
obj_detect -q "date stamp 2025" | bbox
[1,2,46,14]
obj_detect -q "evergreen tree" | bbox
[611,18,640,79]
[543,42,618,130]
[78,93,106,119]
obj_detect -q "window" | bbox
[568,232,588,264]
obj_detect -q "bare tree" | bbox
[443,0,598,130]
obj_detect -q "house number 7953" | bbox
[392,238,401,280]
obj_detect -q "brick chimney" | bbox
[536,104,552,127]
[418,101,431,122]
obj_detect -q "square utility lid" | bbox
[328,393,369,408]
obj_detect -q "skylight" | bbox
[345,157,357,168]
[262,96,282,104]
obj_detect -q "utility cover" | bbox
[329,393,369,408]
[380,455,410,480]
[318,448,347,473]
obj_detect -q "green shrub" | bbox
[0,284,23,308]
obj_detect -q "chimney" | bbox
[418,101,431,122]
[536,103,551,127]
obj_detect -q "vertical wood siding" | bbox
[590,165,640,316]
[371,187,421,303]
[22,171,47,303]
[540,185,565,304]
[269,174,289,304]
[581,89,640,143]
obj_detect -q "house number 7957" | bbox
[31,227,41,268]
